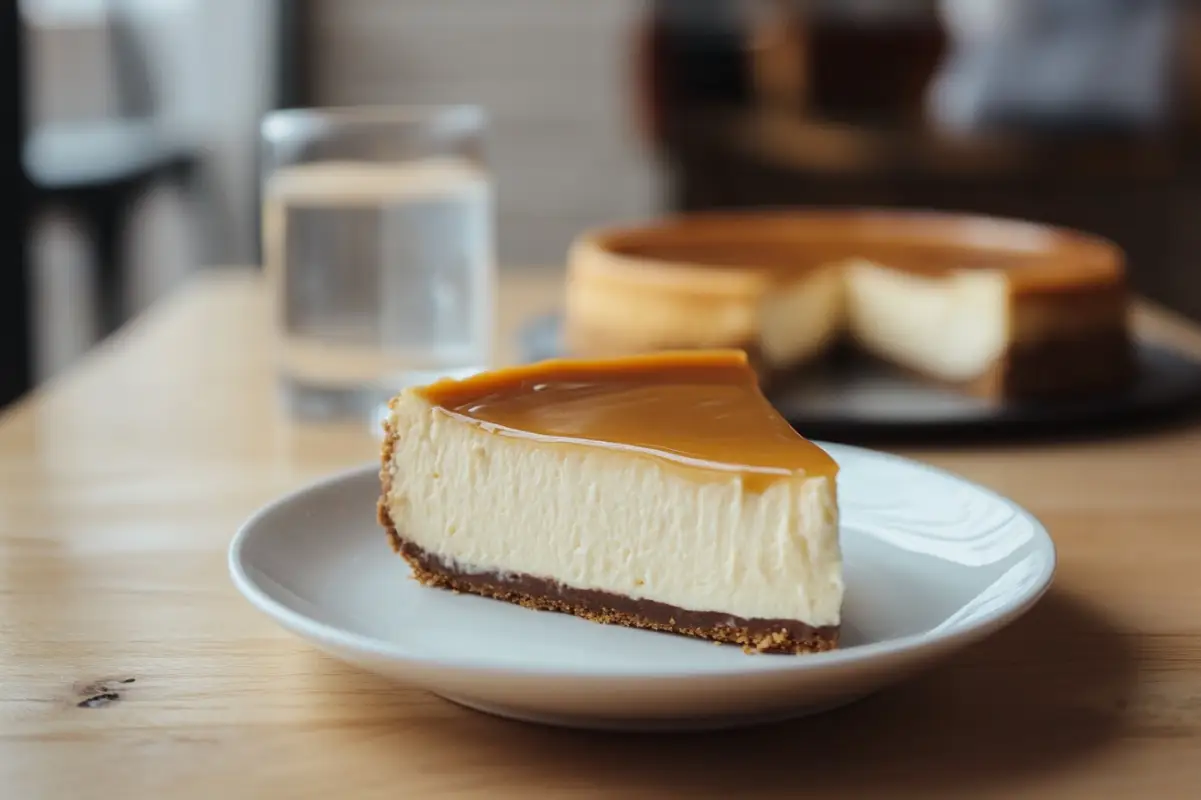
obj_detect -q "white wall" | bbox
[193,0,277,264]
[312,0,661,268]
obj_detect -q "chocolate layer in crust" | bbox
[382,527,838,655]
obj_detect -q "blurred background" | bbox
[7,0,1201,408]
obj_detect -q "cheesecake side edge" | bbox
[378,396,839,655]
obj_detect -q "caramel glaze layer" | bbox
[414,350,837,490]
[586,210,1126,295]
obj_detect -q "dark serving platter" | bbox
[519,313,1201,445]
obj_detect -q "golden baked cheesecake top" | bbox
[574,210,1126,294]
[415,350,837,491]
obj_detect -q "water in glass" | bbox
[263,158,493,419]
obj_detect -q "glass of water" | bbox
[260,105,494,421]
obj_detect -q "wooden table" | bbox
[4,268,1201,798]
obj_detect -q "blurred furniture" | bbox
[3,267,1201,795]
[23,0,203,338]
[1,2,31,408]
[663,108,1193,312]
[25,119,201,337]
[275,0,312,110]
[636,0,1201,324]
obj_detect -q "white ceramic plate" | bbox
[229,444,1055,731]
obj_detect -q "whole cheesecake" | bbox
[378,350,842,654]
[565,211,1133,398]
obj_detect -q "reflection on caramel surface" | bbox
[416,351,837,488]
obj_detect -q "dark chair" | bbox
[24,118,201,337]
[2,2,31,409]
[23,1,202,339]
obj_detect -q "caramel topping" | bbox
[590,210,1124,292]
[416,351,836,489]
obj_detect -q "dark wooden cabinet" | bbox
[2,3,31,408]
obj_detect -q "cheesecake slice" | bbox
[378,350,842,654]
[566,210,1133,397]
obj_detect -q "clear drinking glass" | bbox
[261,106,494,421]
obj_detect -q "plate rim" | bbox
[228,443,1056,679]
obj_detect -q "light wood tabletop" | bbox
[3,267,1201,798]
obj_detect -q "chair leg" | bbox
[90,196,128,338]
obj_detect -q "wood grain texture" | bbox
[2,267,1201,798]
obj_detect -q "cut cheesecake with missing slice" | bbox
[566,211,1133,397]
[378,350,842,654]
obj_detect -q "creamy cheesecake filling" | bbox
[842,258,1128,383]
[567,253,1126,385]
[843,259,1011,382]
[384,393,843,625]
[758,265,844,368]
[564,212,1131,396]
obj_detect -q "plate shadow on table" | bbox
[309,588,1138,796]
